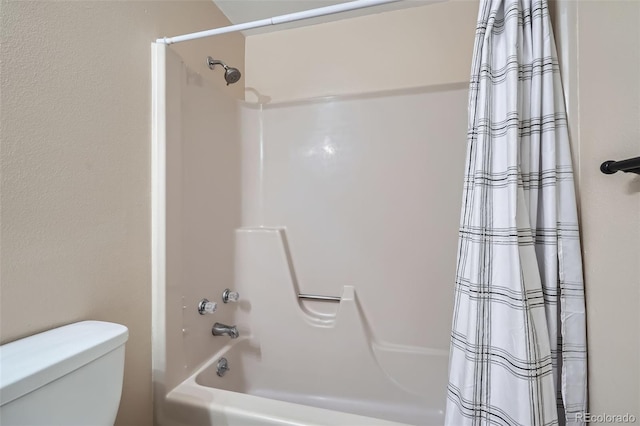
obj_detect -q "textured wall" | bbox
[0,2,244,425]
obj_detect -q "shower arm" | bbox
[207,58,227,70]
[157,0,405,45]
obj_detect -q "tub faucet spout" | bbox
[212,322,239,339]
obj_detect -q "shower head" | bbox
[223,67,242,85]
[207,56,242,86]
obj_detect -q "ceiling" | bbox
[212,0,441,35]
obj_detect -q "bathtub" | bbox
[163,337,444,426]
[160,228,448,426]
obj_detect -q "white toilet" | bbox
[0,320,129,426]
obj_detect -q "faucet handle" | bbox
[222,289,239,303]
[198,299,217,315]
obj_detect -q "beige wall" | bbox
[245,1,478,103]
[553,0,640,416]
[0,2,244,425]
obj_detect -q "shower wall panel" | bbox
[160,46,242,393]
[240,86,468,350]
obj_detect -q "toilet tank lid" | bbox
[0,321,128,406]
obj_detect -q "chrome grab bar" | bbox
[298,293,341,302]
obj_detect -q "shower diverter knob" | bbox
[197,299,217,315]
[222,289,239,303]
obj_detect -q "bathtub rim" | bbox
[163,337,423,426]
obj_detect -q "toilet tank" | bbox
[0,321,129,426]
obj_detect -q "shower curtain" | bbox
[445,1,587,425]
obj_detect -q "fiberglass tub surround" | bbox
[154,44,468,426]
[188,227,444,425]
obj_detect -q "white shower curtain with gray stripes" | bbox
[445,1,587,425]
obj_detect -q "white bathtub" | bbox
[163,337,444,426]
[160,228,448,426]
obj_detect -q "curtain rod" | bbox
[600,156,640,175]
[157,0,404,45]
